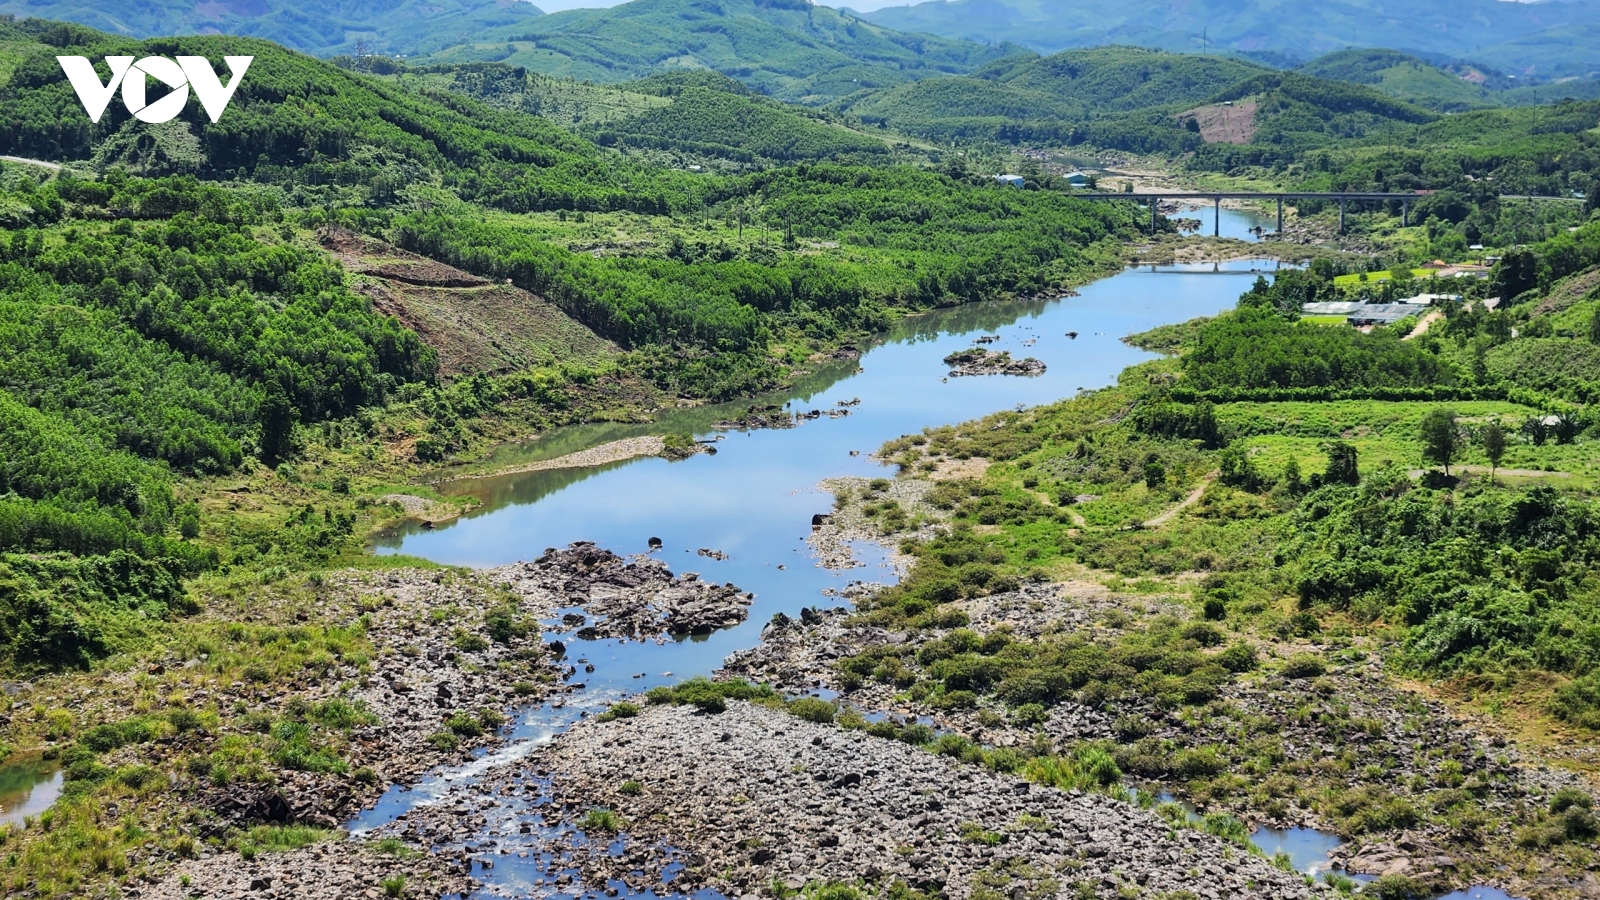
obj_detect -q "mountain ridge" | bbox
[862,0,1600,81]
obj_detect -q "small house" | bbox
[1063,171,1090,188]
[994,174,1027,188]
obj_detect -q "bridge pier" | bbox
[1214,197,1220,237]
[1277,197,1283,233]
[1402,199,1409,228]
[1151,197,1159,233]
[1339,198,1346,235]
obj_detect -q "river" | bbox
[354,208,1515,900]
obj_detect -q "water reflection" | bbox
[0,755,63,828]
[358,209,1305,899]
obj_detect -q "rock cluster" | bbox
[714,404,798,430]
[535,702,1317,899]
[488,543,753,639]
[138,840,473,900]
[943,348,1046,377]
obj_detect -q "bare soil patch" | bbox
[320,227,618,378]
[1178,99,1258,145]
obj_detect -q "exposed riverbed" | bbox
[349,209,1526,900]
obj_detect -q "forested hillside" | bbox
[1294,49,1504,112]
[412,0,1008,103]
[0,17,1145,674]
[864,0,1600,80]
[368,64,897,166]
[834,47,1437,155]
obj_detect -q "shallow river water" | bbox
[354,209,1517,900]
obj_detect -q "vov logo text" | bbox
[57,56,253,124]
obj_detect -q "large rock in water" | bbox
[943,348,1046,377]
[488,542,753,639]
[537,702,1319,899]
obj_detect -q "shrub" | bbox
[1012,703,1048,727]
[787,697,837,724]
[578,808,625,833]
[958,822,1004,845]
[1366,875,1424,900]
[1280,653,1326,679]
[167,708,201,733]
[445,712,483,737]
[596,701,641,722]
[1174,745,1226,778]
[1216,643,1258,673]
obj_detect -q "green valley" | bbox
[0,5,1597,900]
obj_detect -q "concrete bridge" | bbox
[1071,191,1582,235]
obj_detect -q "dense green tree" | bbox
[1483,421,1507,482]
[1325,441,1360,486]
[1420,409,1459,475]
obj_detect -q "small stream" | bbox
[353,208,1515,899]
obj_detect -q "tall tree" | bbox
[258,388,298,467]
[1483,421,1506,483]
[1420,408,1459,475]
[1324,441,1360,486]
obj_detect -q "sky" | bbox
[528,0,1547,12]
[532,0,919,11]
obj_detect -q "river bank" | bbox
[756,433,1600,900]
[2,216,1322,900]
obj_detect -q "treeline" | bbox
[1182,304,1450,392]
[393,165,1139,352]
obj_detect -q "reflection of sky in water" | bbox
[356,209,1512,900]
[0,757,62,828]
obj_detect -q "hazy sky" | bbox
[533,0,1546,9]
[532,0,918,11]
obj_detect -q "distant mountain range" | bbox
[8,0,1600,103]
[0,0,544,56]
[860,0,1600,80]
[405,0,1008,102]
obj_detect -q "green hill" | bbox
[0,21,665,213]
[0,0,542,56]
[986,47,1268,113]
[380,64,895,165]
[1295,49,1501,111]
[864,0,1600,82]
[412,0,1009,103]
[835,48,1437,156]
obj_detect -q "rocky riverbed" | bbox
[721,576,1600,898]
[386,701,1317,900]
[137,840,473,900]
[117,546,752,898]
